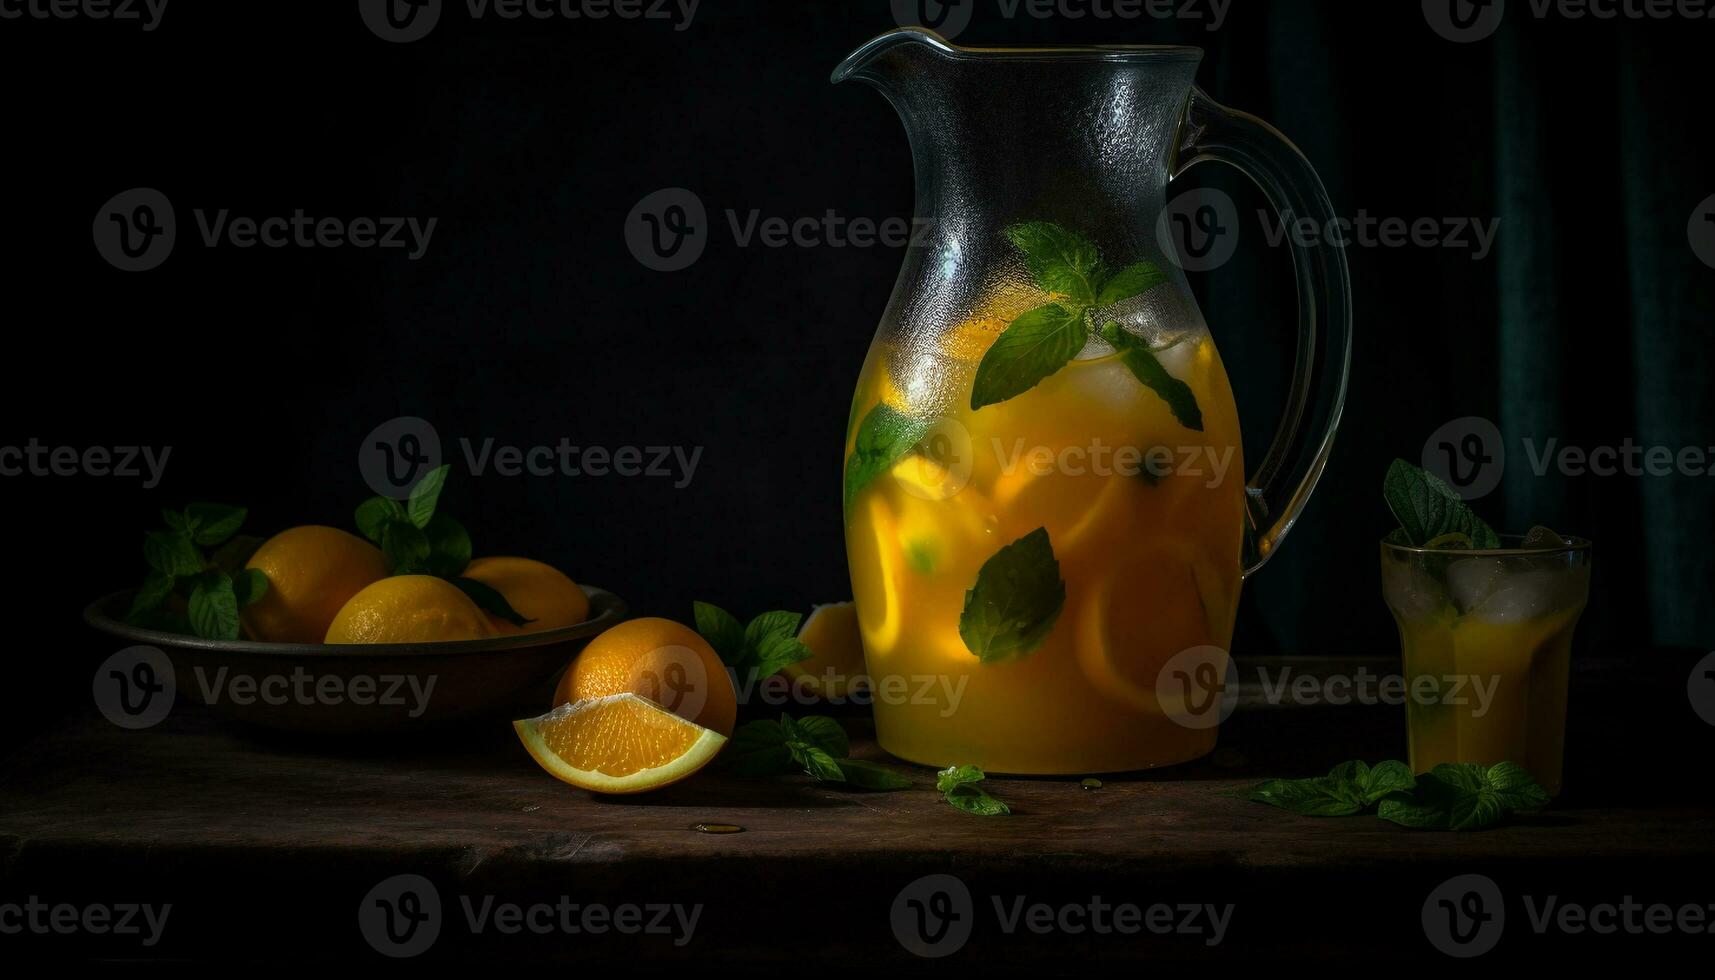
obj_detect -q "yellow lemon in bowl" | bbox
[324,575,495,644]
[242,525,389,643]
[462,556,590,634]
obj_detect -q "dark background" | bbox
[3,0,1712,750]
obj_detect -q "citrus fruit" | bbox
[848,494,904,657]
[1074,541,1227,712]
[462,556,590,633]
[555,617,736,737]
[242,525,389,643]
[513,693,726,794]
[324,574,496,644]
[783,601,869,700]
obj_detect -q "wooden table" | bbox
[3,654,1712,966]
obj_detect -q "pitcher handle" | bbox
[1173,87,1353,578]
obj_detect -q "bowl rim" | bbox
[82,584,628,658]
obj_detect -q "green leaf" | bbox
[791,715,850,759]
[161,510,191,534]
[836,759,912,790]
[726,719,795,777]
[125,571,176,622]
[144,530,204,577]
[843,403,930,519]
[231,568,269,607]
[406,464,450,529]
[969,303,1088,411]
[1383,459,1501,548]
[958,528,1066,663]
[792,744,847,783]
[745,610,813,677]
[693,601,747,667]
[187,572,241,641]
[1099,322,1204,431]
[207,534,264,575]
[1376,762,1549,832]
[381,522,431,574]
[936,764,987,794]
[423,513,473,578]
[1005,222,1103,305]
[451,576,531,628]
[1250,759,1418,817]
[1096,261,1169,306]
[944,784,1011,817]
[1359,760,1418,801]
[355,496,407,544]
[185,503,247,546]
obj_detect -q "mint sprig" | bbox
[126,504,268,641]
[937,764,1011,816]
[843,403,930,519]
[1100,321,1204,431]
[958,527,1066,662]
[353,465,530,627]
[1249,759,1549,831]
[1383,459,1500,548]
[970,221,1187,421]
[727,713,911,790]
[693,601,814,685]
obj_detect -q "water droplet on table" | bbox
[1081,778,1103,791]
[691,822,745,834]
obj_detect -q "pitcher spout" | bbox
[830,26,955,88]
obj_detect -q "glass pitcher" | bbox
[834,29,1351,774]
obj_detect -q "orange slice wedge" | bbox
[783,601,870,700]
[513,693,726,794]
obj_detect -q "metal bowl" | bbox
[81,586,628,733]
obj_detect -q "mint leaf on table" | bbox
[970,303,1089,410]
[789,714,850,758]
[1383,459,1501,549]
[958,528,1066,663]
[1250,760,1415,817]
[837,759,913,790]
[1377,762,1549,831]
[1097,262,1171,307]
[726,714,909,791]
[938,764,1011,816]
[1099,322,1204,432]
[1006,222,1104,305]
[844,403,930,519]
[726,718,794,776]
[693,601,812,684]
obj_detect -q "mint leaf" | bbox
[837,759,912,790]
[231,568,269,607]
[1099,322,1204,431]
[1377,762,1549,831]
[745,610,813,677]
[969,303,1088,411]
[406,464,450,529]
[726,719,794,777]
[693,601,747,666]
[451,576,531,628]
[791,715,850,758]
[126,571,176,622]
[144,530,204,577]
[1383,459,1501,548]
[844,403,930,518]
[792,744,847,783]
[1005,222,1103,305]
[937,766,1009,815]
[423,512,472,578]
[355,496,406,544]
[1096,261,1169,306]
[187,572,241,641]
[936,764,986,793]
[381,522,431,574]
[1249,760,1416,817]
[958,528,1066,662]
[161,510,191,534]
[208,534,263,575]
[185,503,247,546]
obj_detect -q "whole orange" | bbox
[555,617,736,737]
[242,526,389,644]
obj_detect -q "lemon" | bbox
[324,575,495,644]
[463,556,590,633]
[242,526,389,643]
